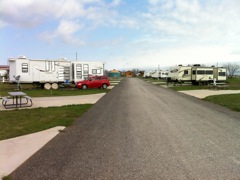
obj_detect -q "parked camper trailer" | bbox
[167,65,192,84]
[8,56,104,89]
[167,64,227,85]
[150,70,169,79]
[143,71,152,78]
[191,66,214,84]
[213,67,227,82]
[151,70,160,79]
[159,70,168,79]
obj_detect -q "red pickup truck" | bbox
[75,76,110,89]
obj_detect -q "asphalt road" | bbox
[11,78,240,179]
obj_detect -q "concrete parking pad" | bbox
[0,93,106,178]
[179,90,240,99]
[0,126,65,178]
[0,93,106,111]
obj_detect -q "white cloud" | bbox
[39,19,84,45]
[122,44,240,70]
[0,0,118,28]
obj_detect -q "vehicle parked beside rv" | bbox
[8,56,104,89]
[75,75,110,89]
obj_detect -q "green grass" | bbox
[168,77,240,91]
[0,104,92,140]
[169,85,209,91]
[0,82,110,97]
[0,82,110,141]
[204,94,240,112]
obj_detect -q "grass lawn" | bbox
[0,80,114,141]
[0,82,110,97]
[141,77,240,113]
[0,104,92,140]
[169,77,240,91]
[204,94,240,112]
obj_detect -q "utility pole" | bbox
[76,52,78,61]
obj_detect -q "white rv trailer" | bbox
[143,71,152,78]
[167,64,227,85]
[213,67,227,82]
[159,70,168,79]
[167,65,192,84]
[150,70,169,79]
[8,56,104,89]
[151,70,160,79]
[191,66,214,84]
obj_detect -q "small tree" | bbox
[223,63,240,78]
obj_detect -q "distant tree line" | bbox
[223,63,240,78]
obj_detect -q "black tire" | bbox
[82,84,87,90]
[102,84,107,89]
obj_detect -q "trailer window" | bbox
[192,70,196,75]
[184,70,188,74]
[219,72,226,76]
[83,64,89,75]
[45,61,55,72]
[206,70,213,75]
[22,63,28,73]
[92,69,101,74]
[170,69,178,73]
[76,64,82,79]
[197,70,205,74]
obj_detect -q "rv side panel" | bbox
[213,67,227,81]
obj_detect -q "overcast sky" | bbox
[1,0,240,70]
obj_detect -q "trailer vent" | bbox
[193,64,201,66]
[18,55,26,59]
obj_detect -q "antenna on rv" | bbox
[76,52,78,61]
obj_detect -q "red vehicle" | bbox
[75,76,110,89]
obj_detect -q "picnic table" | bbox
[2,91,33,109]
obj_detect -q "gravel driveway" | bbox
[11,78,240,179]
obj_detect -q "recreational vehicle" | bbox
[8,56,104,89]
[151,70,160,79]
[159,70,168,79]
[143,71,152,78]
[191,66,214,84]
[151,70,169,79]
[167,65,192,84]
[167,64,227,85]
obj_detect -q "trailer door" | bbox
[33,65,40,82]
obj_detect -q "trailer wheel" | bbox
[44,83,51,90]
[102,84,107,89]
[82,84,87,90]
[52,83,59,90]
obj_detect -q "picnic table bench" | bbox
[2,92,33,109]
